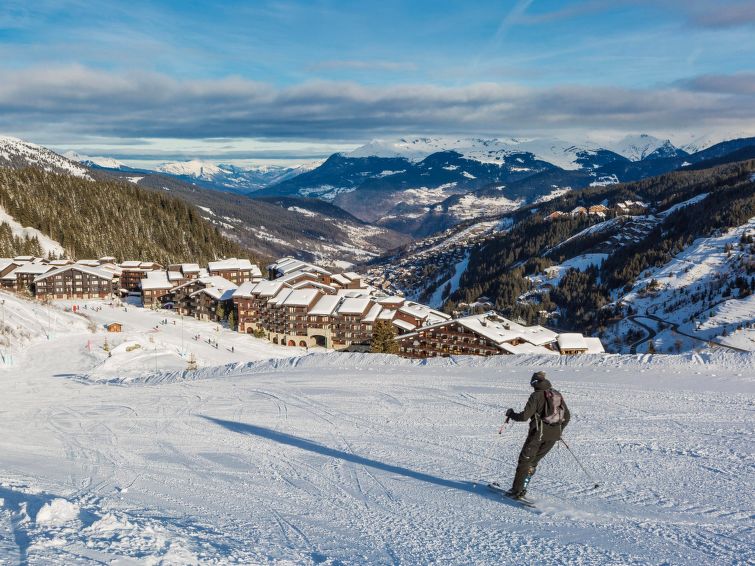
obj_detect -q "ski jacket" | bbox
[509,379,570,438]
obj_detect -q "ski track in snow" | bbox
[0,305,753,563]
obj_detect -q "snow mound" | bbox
[79,349,755,386]
[36,498,79,525]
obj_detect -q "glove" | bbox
[505,408,515,418]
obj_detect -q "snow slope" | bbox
[0,136,91,179]
[0,293,752,563]
[614,218,755,353]
[0,206,65,256]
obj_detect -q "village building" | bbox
[207,258,261,285]
[545,211,566,221]
[267,257,333,281]
[557,333,605,355]
[33,265,116,300]
[119,261,162,293]
[140,271,174,307]
[14,263,56,294]
[170,276,237,320]
[588,204,609,215]
[570,206,588,217]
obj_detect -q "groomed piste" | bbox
[0,292,752,564]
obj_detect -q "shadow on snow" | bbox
[202,416,488,495]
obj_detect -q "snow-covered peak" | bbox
[608,134,674,161]
[157,159,226,179]
[0,136,92,179]
[347,137,600,170]
[64,151,126,170]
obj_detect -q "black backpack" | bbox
[542,389,565,425]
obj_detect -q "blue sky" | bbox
[1,0,754,165]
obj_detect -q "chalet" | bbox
[570,206,588,217]
[119,261,162,293]
[171,276,237,320]
[141,272,174,307]
[277,288,323,347]
[191,283,238,322]
[588,204,609,215]
[545,211,566,221]
[0,259,24,290]
[207,258,261,285]
[14,263,55,294]
[395,312,561,358]
[233,279,287,334]
[557,333,605,355]
[268,257,332,281]
[179,263,202,279]
[106,322,122,332]
[33,265,115,300]
[98,256,117,265]
[330,272,365,289]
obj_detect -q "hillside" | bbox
[0,137,408,266]
[104,170,410,267]
[0,167,247,264]
[366,159,755,351]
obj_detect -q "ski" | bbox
[486,483,536,508]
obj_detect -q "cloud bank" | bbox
[0,65,754,142]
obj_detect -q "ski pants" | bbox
[511,427,559,493]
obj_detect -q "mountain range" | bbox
[252,133,755,236]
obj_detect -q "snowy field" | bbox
[0,294,753,564]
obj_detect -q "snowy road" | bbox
[1,329,753,564]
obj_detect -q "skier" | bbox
[502,371,570,500]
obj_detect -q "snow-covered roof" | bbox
[268,288,292,306]
[290,280,336,293]
[75,259,100,267]
[120,260,143,269]
[181,263,201,273]
[377,308,396,321]
[253,280,286,298]
[167,271,183,282]
[337,297,372,315]
[557,333,588,351]
[268,257,331,277]
[308,294,342,316]
[278,270,320,284]
[14,263,55,275]
[331,273,351,286]
[456,316,523,344]
[392,318,417,331]
[140,276,173,291]
[34,264,114,282]
[282,288,321,307]
[232,281,257,298]
[584,337,605,354]
[499,342,559,355]
[208,258,260,276]
[377,296,405,306]
[362,303,383,323]
[399,302,451,324]
[200,286,238,301]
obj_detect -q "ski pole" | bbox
[560,438,600,489]
[474,417,509,487]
